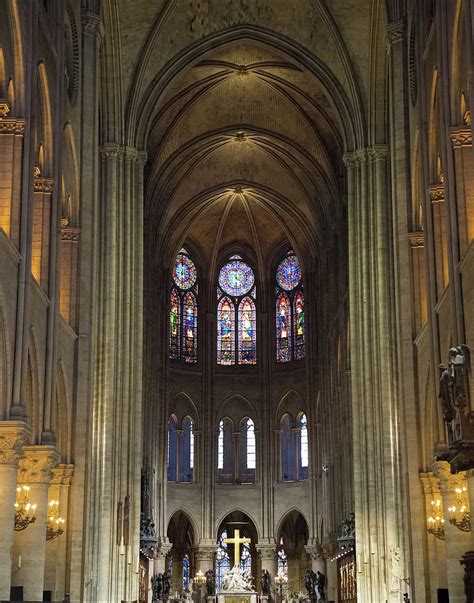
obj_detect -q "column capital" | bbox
[256,544,277,560]
[450,126,472,148]
[155,542,173,560]
[0,117,25,135]
[193,545,217,562]
[419,471,440,495]
[432,461,466,494]
[51,463,75,486]
[18,445,59,484]
[0,421,31,466]
[305,543,326,561]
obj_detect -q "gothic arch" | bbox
[217,393,257,427]
[275,508,310,545]
[215,508,260,542]
[167,508,199,546]
[275,390,305,426]
[169,391,199,426]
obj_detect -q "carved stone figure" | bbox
[304,569,317,599]
[315,571,326,600]
[151,574,163,601]
[261,569,271,596]
[341,513,355,539]
[222,565,254,592]
[205,569,216,596]
[162,570,172,600]
[183,580,193,601]
[439,346,471,419]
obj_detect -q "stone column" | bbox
[257,543,277,577]
[44,464,74,601]
[11,445,59,601]
[0,421,30,600]
[434,461,471,603]
[154,543,173,574]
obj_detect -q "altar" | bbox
[217,592,257,603]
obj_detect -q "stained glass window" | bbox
[169,249,198,363]
[183,555,190,588]
[238,297,256,364]
[275,251,304,362]
[216,530,231,591]
[217,258,256,365]
[217,298,235,365]
[276,254,301,290]
[276,294,291,362]
[277,540,288,577]
[173,251,197,289]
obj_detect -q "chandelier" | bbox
[46,500,65,541]
[14,485,37,531]
[427,498,445,540]
[448,486,471,532]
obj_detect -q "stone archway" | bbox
[276,510,309,595]
[167,510,197,594]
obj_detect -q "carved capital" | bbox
[387,18,406,44]
[81,11,101,36]
[368,145,389,161]
[51,463,74,485]
[450,126,472,148]
[409,231,424,248]
[0,118,26,135]
[432,461,466,494]
[419,471,440,496]
[0,422,31,466]
[34,178,54,194]
[99,143,124,160]
[193,545,217,562]
[61,226,81,242]
[256,544,277,560]
[428,184,445,203]
[137,151,148,166]
[305,543,326,561]
[0,100,10,116]
[18,445,59,484]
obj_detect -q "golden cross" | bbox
[224,528,251,567]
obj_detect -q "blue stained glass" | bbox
[173,252,197,290]
[219,260,254,297]
[276,255,301,291]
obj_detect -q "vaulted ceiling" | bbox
[101,0,388,271]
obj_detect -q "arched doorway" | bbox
[216,511,259,592]
[167,511,196,594]
[276,511,309,595]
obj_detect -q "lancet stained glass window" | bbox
[217,257,256,365]
[275,252,305,362]
[169,249,198,363]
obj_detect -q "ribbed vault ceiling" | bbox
[144,40,345,268]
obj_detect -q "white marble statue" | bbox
[222,565,254,592]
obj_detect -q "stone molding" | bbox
[450,126,472,148]
[343,145,390,167]
[305,543,327,561]
[51,463,75,485]
[17,445,60,484]
[0,117,26,135]
[0,422,31,466]
[34,177,54,194]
